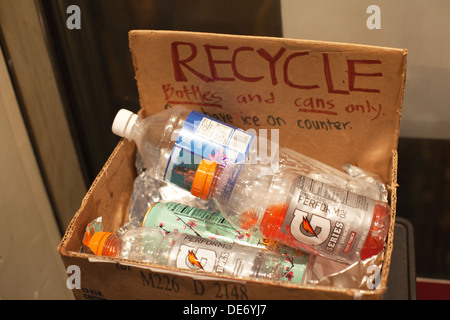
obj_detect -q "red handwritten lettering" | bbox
[347,59,382,93]
[283,52,319,90]
[170,41,383,95]
[323,53,349,95]
[256,47,286,85]
[204,45,234,82]
[232,47,264,82]
[172,42,212,82]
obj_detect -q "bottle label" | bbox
[167,233,267,278]
[143,202,259,246]
[143,202,309,283]
[163,111,254,192]
[280,175,374,264]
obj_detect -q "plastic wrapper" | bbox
[278,147,388,203]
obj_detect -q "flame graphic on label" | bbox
[188,250,204,270]
[302,216,318,238]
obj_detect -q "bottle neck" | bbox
[87,231,121,258]
[112,109,139,140]
[124,114,139,140]
[205,166,222,198]
[190,160,221,200]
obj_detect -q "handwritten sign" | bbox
[129,30,406,182]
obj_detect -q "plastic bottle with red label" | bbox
[189,159,390,264]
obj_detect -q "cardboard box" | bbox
[58,30,406,300]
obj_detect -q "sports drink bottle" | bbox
[188,159,390,264]
[85,226,284,280]
[139,201,312,284]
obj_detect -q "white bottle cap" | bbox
[112,109,138,139]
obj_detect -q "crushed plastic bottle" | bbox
[86,226,284,281]
[188,159,390,264]
[126,152,217,229]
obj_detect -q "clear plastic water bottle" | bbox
[112,106,260,193]
[188,159,390,264]
[85,226,284,281]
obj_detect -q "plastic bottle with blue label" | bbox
[85,226,284,281]
[112,106,258,193]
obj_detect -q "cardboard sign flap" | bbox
[129,30,406,182]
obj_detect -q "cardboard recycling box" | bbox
[58,30,407,300]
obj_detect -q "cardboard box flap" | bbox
[129,30,406,182]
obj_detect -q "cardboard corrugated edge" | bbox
[380,150,399,289]
[377,47,406,293]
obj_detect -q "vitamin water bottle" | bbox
[86,227,284,280]
[189,160,390,264]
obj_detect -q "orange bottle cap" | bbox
[88,231,116,256]
[191,159,218,200]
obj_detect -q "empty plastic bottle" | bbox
[86,226,284,280]
[112,106,259,193]
[189,159,390,264]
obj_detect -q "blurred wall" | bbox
[0,45,73,299]
[281,0,450,140]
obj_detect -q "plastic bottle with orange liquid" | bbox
[189,159,390,264]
